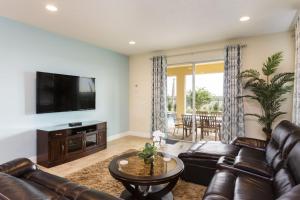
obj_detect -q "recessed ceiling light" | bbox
[46,4,58,12]
[240,16,250,22]
[129,41,136,45]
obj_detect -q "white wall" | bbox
[0,17,129,163]
[129,32,295,140]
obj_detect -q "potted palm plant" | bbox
[239,52,294,140]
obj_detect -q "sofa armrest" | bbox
[216,156,272,182]
[0,158,37,177]
[233,156,273,178]
[25,170,122,200]
[231,137,267,151]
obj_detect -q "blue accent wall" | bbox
[0,17,129,163]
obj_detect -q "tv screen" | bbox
[36,72,96,114]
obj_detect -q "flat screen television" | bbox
[36,72,96,114]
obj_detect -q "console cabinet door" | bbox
[49,139,65,163]
[98,131,106,146]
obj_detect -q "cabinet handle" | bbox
[55,133,63,136]
[61,144,65,152]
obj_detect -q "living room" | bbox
[0,1,300,200]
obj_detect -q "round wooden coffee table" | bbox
[109,151,184,200]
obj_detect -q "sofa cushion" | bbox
[277,184,300,200]
[233,156,273,178]
[0,158,37,177]
[23,179,70,200]
[272,120,296,149]
[273,168,295,198]
[265,139,280,166]
[0,172,50,200]
[204,170,274,200]
[25,170,70,193]
[286,142,300,184]
[185,142,240,159]
[234,175,273,200]
[237,147,265,161]
[204,171,236,199]
[281,133,300,159]
[25,170,90,199]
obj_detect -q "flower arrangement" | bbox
[152,130,166,147]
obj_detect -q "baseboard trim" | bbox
[107,132,128,142]
[126,131,151,138]
[29,156,37,163]
[108,131,151,142]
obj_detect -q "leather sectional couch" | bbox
[204,141,300,200]
[0,158,121,200]
[178,120,300,185]
[179,120,300,199]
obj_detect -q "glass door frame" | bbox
[166,62,197,143]
[167,59,224,143]
[191,63,196,143]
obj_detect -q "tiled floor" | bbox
[40,136,192,177]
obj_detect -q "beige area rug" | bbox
[66,150,206,200]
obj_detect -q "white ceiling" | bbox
[0,0,299,55]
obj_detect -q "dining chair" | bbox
[181,114,197,140]
[198,115,221,141]
[173,115,183,136]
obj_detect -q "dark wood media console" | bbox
[37,121,107,168]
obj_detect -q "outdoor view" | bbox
[185,73,223,113]
[167,76,177,113]
[166,62,224,142]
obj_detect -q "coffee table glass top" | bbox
[116,153,177,177]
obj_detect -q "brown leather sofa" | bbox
[203,140,300,200]
[178,120,300,185]
[0,158,121,200]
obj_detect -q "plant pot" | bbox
[144,156,154,164]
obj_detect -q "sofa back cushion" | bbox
[265,120,298,166]
[286,142,300,184]
[0,158,36,177]
[273,168,295,198]
[277,184,300,200]
[281,133,300,159]
[0,172,50,200]
[265,140,280,166]
[272,120,296,149]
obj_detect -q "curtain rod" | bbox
[167,59,224,67]
[150,44,247,60]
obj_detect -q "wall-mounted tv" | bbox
[36,72,96,114]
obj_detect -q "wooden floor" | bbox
[40,136,192,177]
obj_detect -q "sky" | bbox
[167,73,224,97]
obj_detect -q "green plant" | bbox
[167,96,176,111]
[239,52,294,139]
[167,100,172,111]
[212,101,220,112]
[137,143,157,164]
[186,88,213,111]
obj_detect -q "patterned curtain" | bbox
[222,45,245,143]
[151,56,168,132]
[293,14,300,126]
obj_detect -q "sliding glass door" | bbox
[167,61,224,143]
[194,62,224,142]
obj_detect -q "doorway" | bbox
[166,61,224,142]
